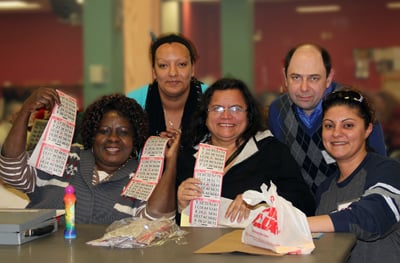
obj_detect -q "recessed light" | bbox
[296,5,341,14]
[386,2,400,9]
[0,1,41,10]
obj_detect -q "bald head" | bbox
[284,44,332,77]
[283,43,334,115]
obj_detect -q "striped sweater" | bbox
[0,146,147,224]
[316,152,400,263]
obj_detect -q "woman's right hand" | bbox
[20,87,60,115]
[1,87,60,158]
[177,177,203,213]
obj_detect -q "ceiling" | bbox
[0,0,79,13]
[2,0,399,14]
[0,0,50,13]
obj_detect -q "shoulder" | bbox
[254,130,286,151]
[330,81,343,91]
[368,122,387,155]
[200,83,208,92]
[316,173,337,199]
[268,93,291,118]
[358,152,400,189]
[190,79,208,95]
[254,130,274,142]
[269,93,290,108]
[126,84,150,108]
[365,152,400,170]
[126,84,149,98]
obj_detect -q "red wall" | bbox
[0,12,82,86]
[182,3,221,83]
[1,1,400,95]
[254,0,400,93]
[187,1,400,94]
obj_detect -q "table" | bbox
[0,224,355,263]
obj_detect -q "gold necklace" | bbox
[163,109,181,129]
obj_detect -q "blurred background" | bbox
[0,0,399,157]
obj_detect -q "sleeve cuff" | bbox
[329,211,351,232]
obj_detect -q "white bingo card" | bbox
[189,143,227,227]
[122,136,169,201]
[28,90,77,177]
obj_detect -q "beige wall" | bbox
[123,0,160,93]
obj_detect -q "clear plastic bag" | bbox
[87,217,188,248]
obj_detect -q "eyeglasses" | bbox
[208,105,247,114]
[323,90,364,103]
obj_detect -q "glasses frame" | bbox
[207,105,247,114]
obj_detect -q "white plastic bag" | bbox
[241,182,315,254]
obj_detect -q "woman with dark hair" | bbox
[127,33,207,145]
[0,88,180,224]
[177,78,315,224]
[308,88,400,263]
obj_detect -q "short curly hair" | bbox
[80,94,148,159]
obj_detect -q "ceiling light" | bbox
[386,2,400,9]
[296,5,341,13]
[0,1,41,10]
[164,0,219,2]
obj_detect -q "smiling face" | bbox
[322,105,372,163]
[152,42,194,99]
[206,89,248,147]
[285,45,333,116]
[93,110,134,174]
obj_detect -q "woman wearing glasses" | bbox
[176,78,315,224]
[308,88,400,263]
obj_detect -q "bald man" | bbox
[267,44,386,195]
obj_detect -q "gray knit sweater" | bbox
[0,146,145,224]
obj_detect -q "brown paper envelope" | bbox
[194,229,282,256]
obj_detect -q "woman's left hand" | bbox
[225,194,251,223]
[159,128,181,160]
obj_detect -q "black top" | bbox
[144,79,203,141]
[176,130,316,223]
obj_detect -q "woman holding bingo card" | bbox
[307,88,400,263]
[176,78,315,225]
[0,88,181,224]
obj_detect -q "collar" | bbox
[294,84,336,130]
[193,130,273,168]
[295,101,323,129]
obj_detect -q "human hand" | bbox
[20,87,60,115]
[177,177,202,213]
[225,194,251,223]
[1,88,60,158]
[159,128,181,160]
